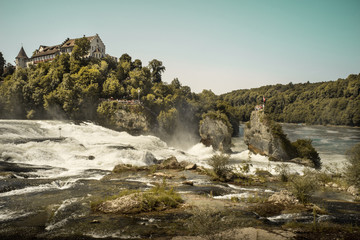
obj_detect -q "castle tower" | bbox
[15,46,29,69]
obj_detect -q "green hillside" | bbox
[222,74,360,126]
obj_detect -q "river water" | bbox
[0,120,359,238]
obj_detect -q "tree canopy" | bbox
[222,74,360,126]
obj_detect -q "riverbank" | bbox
[3,157,360,239]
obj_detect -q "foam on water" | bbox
[0,120,209,179]
[230,150,306,175]
[0,209,33,222]
[213,193,252,200]
[0,180,77,197]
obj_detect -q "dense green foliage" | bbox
[292,139,321,169]
[222,74,360,126]
[345,143,360,188]
[0,42,237,137]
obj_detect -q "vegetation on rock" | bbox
[93,181,183,214]
[345,143,360,188]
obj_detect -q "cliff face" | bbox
[199,116,232,152]
[113,109,149,134]
[244,111,295,161]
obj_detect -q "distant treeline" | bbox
[222,74,360,126]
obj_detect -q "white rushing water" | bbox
[1,120,359,182]
[0,120,217,180]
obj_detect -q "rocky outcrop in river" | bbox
[244,111,295,161]
[199,116,232,152]
[244,111,321,168]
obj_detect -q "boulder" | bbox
[244,111,294,161]
[268,190,299,206]
[185,163,197,170]
[141,151,157,165]
[98,193,143,214]
[347,185,359,196]
[151,172,173,179]
[199,116,232,152]
[182,181,194,186]
[159,156,182,169]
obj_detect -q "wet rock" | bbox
[142,151,157,165]
[182,181,194,186]
[152,172,173,179]
[199,116,232,152]
[159,156,182,169]
[75,155,95,160]
[268,190,299,205]
[347,185,359,196]
[112,164,148,173]
[0,172,17,179]
[185,164,197,170]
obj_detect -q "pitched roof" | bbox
[16,47,29,59]
[32,45,61,58]
[31,35,98,58]
[61,35,96,48]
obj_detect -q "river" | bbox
[0,120,359,238]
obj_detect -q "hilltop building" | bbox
[15,34,116,68]
[15,46,29,69]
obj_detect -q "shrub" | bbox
[186,208,246,240]
[292,139,321,169]
[345,143,360,188]
[141,183,183,211]
[208,154,232,181]
[91,181,183,213]
[275,163,290,182]
[288,174,318,204]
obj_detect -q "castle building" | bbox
[16,34,113,68]
[15,46,29,69]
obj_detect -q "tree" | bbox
[119,53,132,64]
[148,59,165,83]
[133,59,142,70]
[157,108,178,134]
[0,52,5,77]
[2,63,15,78]
[72,37,91,60]
[102,74,124,98]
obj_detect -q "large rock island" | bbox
[199,111,232,153]
[244,110,321,168]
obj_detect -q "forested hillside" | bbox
[0,37,237,138]
[1,37,359,133]
[222,74,360,126]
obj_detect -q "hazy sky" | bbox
[1,0,359,94]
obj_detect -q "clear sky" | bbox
[0,0,359,94]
